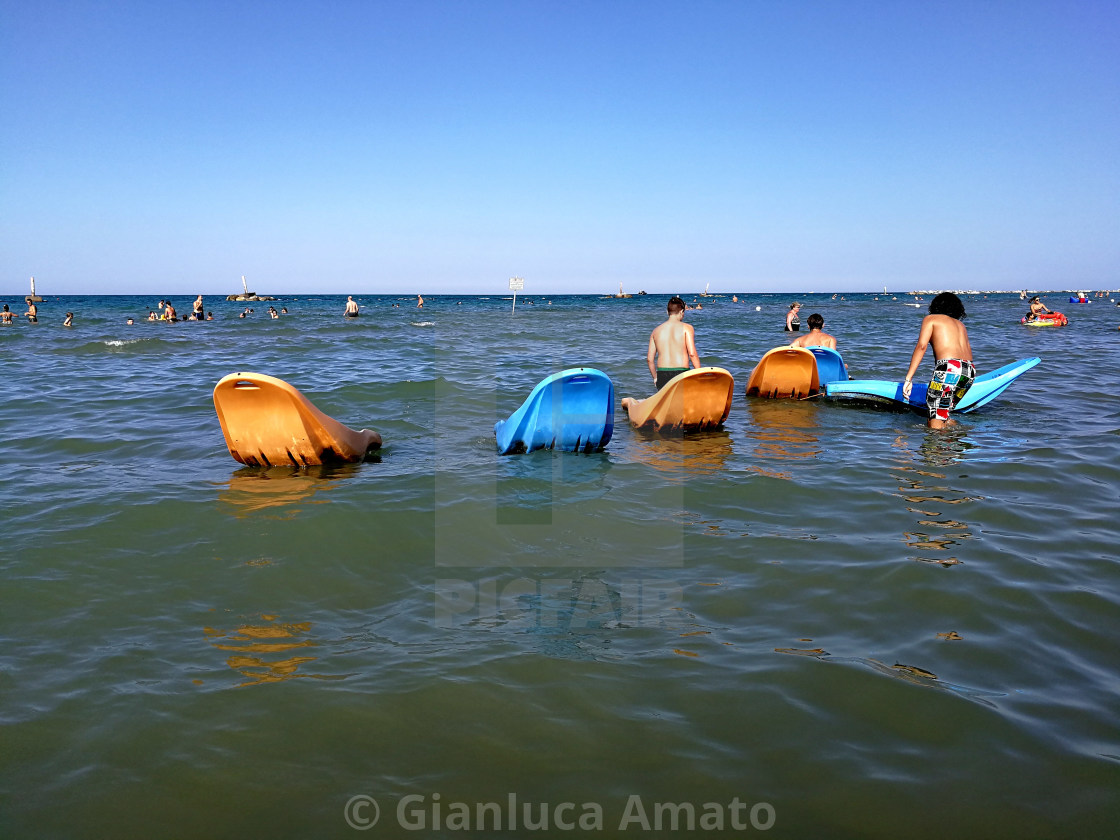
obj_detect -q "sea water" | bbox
[2,291,1118,838]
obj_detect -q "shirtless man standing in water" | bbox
[902,292,974,430]
[646,296,701,389]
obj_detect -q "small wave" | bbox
[412,321,435,327]
[63,336,166,355]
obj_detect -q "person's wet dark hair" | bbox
[929,292,966,320]
[667,296,686,314]
[807,313,824,330]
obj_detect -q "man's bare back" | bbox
[788,313,836,349]
[646,296,700,386]
[649,319,696,368]
[790,330,835,349]
[907,314,972,372]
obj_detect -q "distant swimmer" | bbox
[784,302,801,332]
[192,294,204,319]
[1,304,13,324]
[344,296,360,318]
[789,313,837,349]
[903,292,974,430]
[63,312,73,327]
[417,295,424,308]
[646,295,701,389]
[147,311,157,321]
[163,301,177,322]
[126,317,134,325]
[25,301,38,323]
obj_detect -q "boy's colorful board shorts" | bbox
[926,358,976,421]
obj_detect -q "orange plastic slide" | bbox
[744,346,820,399]
[213,372,382,466]
[621,367,734,431]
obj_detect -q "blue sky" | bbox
[2,0,1117,295]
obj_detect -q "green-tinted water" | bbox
[2,292,1118,838]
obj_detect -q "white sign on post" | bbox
[509,277,524,312]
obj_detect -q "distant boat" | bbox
[226,274,276,302]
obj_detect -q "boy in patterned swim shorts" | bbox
[902,292,975,429]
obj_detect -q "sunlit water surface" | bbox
[2,291,1118,838]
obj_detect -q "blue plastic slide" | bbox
[495,368,615,454]
[808,347,848,386]
[823,357,1040,414]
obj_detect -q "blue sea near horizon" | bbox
[2,291,1119,839]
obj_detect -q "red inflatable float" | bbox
[1021,312,1068,327]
